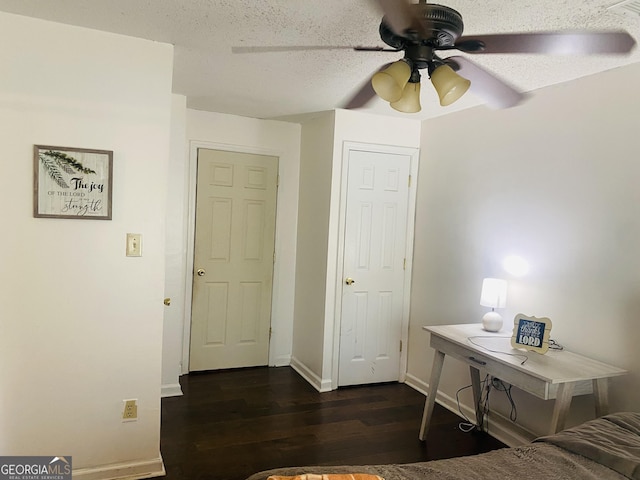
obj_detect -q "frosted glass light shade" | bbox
[480,278,507,309]
[372,60,412,102]
[430,64,471,106]
[390,81,421,113]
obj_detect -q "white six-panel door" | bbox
[189,148,278,371]
[338,148,411,386]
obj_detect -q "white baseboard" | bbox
[404,372,428,396]
[290,356,332,392]
[161,383,183,398]
[404,373,535,447]
[271,353,292,367]
[73,456,165,480]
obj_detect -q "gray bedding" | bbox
[535,412,640,479]
[246,412,640,480]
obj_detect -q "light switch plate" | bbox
[126,233,142,257]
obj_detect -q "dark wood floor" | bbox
[160,367,505,480]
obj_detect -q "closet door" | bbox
[338,148,411,386]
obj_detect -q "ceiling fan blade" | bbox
[454,31,636,55]
[354,46,402,52]
[233,45,400,54]
[232,45,357,54]
[342,82,377,110]
[370,0,428,38]
[444,56,526,109]
[342,62,393,109]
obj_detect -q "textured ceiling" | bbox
[0,0,638,120]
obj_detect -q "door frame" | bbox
[330,142,419,390]
[182,140,285,373]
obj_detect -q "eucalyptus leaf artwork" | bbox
[39,150,97,188]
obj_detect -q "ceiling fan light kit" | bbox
[371,2,473,109]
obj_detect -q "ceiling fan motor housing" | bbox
[379,3,464,48]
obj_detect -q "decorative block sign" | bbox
[511,313,552,354]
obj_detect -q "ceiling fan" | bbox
[233,0,636,113]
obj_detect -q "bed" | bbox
[245,412,640,480]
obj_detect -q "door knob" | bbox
[197,269,206,277]
[345,277,355,285]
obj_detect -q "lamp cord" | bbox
[456,375,518,432]
[467,335,529,365]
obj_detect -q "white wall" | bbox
[0,12,173,478]
[183,109,302,369]
[291,112,336,388]
[162,94,188,397]
[408,62,640,441]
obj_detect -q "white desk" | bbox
[419,323,627,441]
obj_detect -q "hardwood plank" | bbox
[161,367,505,480]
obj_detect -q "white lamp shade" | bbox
[371,60,412,102]
[480,278,507,309]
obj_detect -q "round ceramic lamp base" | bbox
[482,311,503,332]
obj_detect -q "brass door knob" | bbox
[345,277,355,285]
[164,298,171,306]
[197,269,206,276]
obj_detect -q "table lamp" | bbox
[480,278,508,332]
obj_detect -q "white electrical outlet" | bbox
[126,233,142,257]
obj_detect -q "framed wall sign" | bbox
[511,313,552,354]
[34,145,113,220]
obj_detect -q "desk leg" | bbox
[549,382,575,434]
[419,350,445,441]
[593,378,609,418]
[470,366,483,430]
